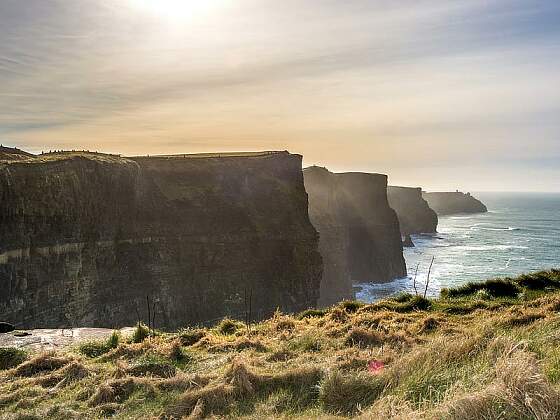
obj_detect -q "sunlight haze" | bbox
[1,0,559,191]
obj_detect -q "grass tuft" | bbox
[297,308,327,319]
[339,300,364,313]
[215,318,245,335]
[515,271,560,290]
[345,328,385,348]
[11,352,71,377]
[441,278,520,298]
[0,347,27,370]
[131,323,150,343]
[179,328,206,346]
[319,370,385,414]
[374,295,432,312]
[78,331,120,358]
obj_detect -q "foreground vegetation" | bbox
[2,270,560,419]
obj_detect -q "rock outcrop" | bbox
[423,191,488,215]
[0,151,322,329]
[388,186,438,235]
[304,166,406,307]
[403,234,415,248]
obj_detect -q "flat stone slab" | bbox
[0,327,134,351]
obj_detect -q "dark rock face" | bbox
[0,152,322,329]
[423,191,488,216]
[0,322,15,333]
[304,167,406,307]
[388,186,438,235]
[403,234,415,248]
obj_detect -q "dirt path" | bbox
[0,327,134,351]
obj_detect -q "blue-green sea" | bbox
[357,192,560,301]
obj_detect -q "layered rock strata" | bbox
[0,151,322,329]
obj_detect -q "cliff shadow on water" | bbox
[304,166,407,308]
[0,151,322,329]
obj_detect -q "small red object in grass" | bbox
[368,360,384,374]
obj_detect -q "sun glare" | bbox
[129,0,225,21]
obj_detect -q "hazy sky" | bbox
[1,0,559,191]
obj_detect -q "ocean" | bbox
[356,192,560,302]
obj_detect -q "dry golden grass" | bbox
[1,270,559,419]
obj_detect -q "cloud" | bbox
[0,0,559,191]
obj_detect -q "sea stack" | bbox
[0,150,322,329]
[304,166,406,307]
[388,186,438,235]
[403,234,415,248]
[423,191,488,215]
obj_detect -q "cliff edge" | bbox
[423,191,488,215]
[0,151,322,329]
[388,186,438,235]
[0,145,35,161]
[304,166,406,307]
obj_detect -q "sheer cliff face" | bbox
[0,152,322,329]
[388,186,438,235]
[304,167,406,307]
[423,192,488,216]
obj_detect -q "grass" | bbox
[0,348,27,370]
[131,324,150,343]
[1,269,560,419]
[319,370,386,414]
[78,330,121,358]
[441,278,521,298]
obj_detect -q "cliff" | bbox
[304,167,406,307]
[0,151,322,329]
[423,191,488,215]
[388,186,438,235]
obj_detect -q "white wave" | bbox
[470,225,520,231]
[456,245,528,251]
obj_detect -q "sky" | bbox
[1,0,559,192]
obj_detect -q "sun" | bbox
[129,0,225,21]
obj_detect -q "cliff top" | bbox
[0,150,294,165]
[0,270,559,418]
[423,191,473,196]
[0,150,130,165]
[388,185,423,192]
[0,146,35,162]
[304,165,387,179]
[130,151,290,160]
[423,191,488,215]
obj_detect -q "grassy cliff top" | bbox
[2,269,560,419]
[130,151,289,160]
[0,151,132,166]
[0,151,293,166]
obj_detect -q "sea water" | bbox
[356,192,560,302]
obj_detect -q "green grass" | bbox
[0,347,27,370]
[78,330,121,358]
[130,324,150,343]
[215,318,245,335]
